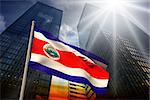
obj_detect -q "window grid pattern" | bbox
[0,2,62,99]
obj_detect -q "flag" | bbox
[29,28,109,93]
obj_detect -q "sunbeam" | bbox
[119,10,147,57]
[87,9,112,50]
[125,3,150,13]
[78,6,111,48]
[86,0,149,35]
[121,7,149,34]
[78,0,149,58]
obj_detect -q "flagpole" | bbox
[19,20,35,100]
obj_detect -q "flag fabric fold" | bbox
[29,28,109,93]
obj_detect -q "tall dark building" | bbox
[77,4,149,99]
[0,2,62,99]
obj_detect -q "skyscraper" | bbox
[0,2,96,100]
[77,4,149,99]
[0,2,62,99]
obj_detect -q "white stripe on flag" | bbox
[30,53,108,88]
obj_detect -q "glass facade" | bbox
[78,4,149,54]
[0,2,96,100]
[0,2,62,99]
[77,4,149,99]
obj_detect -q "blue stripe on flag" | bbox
[34,28,108,65]
[29,61,108,94]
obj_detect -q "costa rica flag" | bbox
[29,28,109,93]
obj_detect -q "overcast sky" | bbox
[0,0,149,36]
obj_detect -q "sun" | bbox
[97,0,131,13]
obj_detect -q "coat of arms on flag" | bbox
[43,44,60,60]
[29,28,109,94]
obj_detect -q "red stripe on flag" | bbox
[31,37,109,79]
[31,38,48,56]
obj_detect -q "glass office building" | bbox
[0,2,96,100]
[0,2,62,99]
[77,4,149,99]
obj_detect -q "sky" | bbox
[0,0,150,40]
[0,0,84,31]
